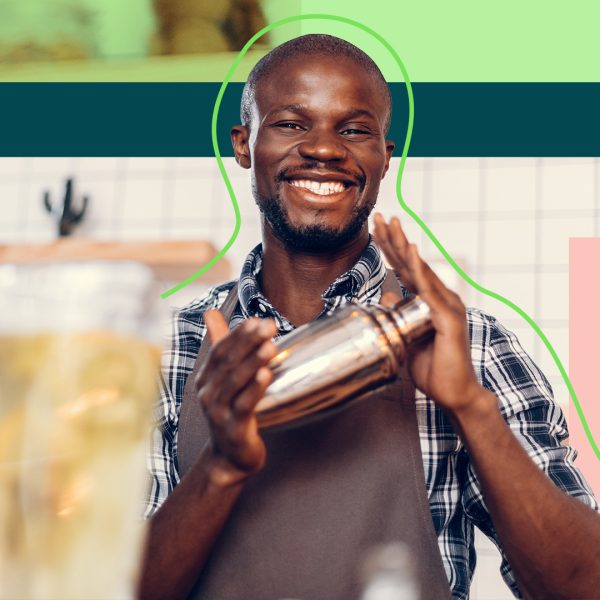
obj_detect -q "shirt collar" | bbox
[321,236,387,301]
[237,237,388,319]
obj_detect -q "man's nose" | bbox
[297,129,347,162]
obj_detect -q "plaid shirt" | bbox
[146,239,598,599]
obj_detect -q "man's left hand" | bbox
[373,213,489,416]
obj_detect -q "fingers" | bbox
[373,213,467,331]
[374,213,461,303]
[389,215,410,257]
[197,315,278,435]
[197,315,276,475]
[231,367,273,417]
[197,317,276,393]
[407,244,464,313]
[373,213,416,293]
[219,369,273,457]
[406,243,441,296]
[216,338,278,413]
[373,212,412,263]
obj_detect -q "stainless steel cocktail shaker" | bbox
[255,296,433,428]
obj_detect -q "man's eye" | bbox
[341,128,369,136]
[276,122,303,130]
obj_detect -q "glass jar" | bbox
[0,261,161,599]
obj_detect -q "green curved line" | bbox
[160,13,599,462]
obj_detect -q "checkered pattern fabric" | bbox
[145,239,598,599]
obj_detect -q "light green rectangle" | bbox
[299,0,600,81]
[0,2,598,82]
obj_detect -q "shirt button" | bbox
[258,303,267,313]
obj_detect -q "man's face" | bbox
[232,55,394,253]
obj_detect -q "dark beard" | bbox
[256,191,374,253]
[255,162,373,253]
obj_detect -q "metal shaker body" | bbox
[255,296,432,428]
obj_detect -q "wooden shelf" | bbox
[0,50,269,82]
[0,239,231,283]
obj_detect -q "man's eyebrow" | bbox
[269,104,307,115]
[268,105,379,121]
[341,108,378,121]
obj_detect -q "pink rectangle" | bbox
[569,238,600,496]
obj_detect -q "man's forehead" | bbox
[257,54,377,90]
[252,56,387,116]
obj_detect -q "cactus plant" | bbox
[43,178,89,237]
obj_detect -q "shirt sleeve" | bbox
[143,307,186,519]
[460,310,599,597]
[142,284,233,519]
[143,301,210,518]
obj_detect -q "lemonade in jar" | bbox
[0,262,161,600]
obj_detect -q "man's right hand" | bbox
[139,311,278,600]
[194,311,278,487]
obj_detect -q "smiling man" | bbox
[238,39,392,262]
[140,35,600,600]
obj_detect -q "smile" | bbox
[288,179,348,196]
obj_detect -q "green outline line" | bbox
[160,13,599,462]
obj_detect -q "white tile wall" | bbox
[1,155,597,600]
[1,155,592,400]
[0,182,22,224]
[484,160,538,215]
[429,159,482,215]
[541,159,596,212]
[540,216,593,265]
[483,216,537,266]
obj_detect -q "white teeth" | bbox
[289,179,346,195]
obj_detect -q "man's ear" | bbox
[231,125,251,169]
[382,139,395,179]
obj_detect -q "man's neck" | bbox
[259,225,370,327]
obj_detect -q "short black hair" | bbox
[240,34,392,134]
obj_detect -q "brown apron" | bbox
[178,273,451,600]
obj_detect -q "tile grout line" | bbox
[421,157,432,252]
[533,158,543,363]
[112,158,129,239]
[476,157,488,286]
[161,158,177,238]
[18,158,34,239]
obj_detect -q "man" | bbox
[140,35,600,599]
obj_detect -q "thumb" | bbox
[204,309,230,344]
[380,291,402,308]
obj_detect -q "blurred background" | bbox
[0,0,299,81]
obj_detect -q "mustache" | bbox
[275,163,366,191]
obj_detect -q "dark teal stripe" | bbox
[1,83,599,156]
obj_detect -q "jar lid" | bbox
[0,261,157,336]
